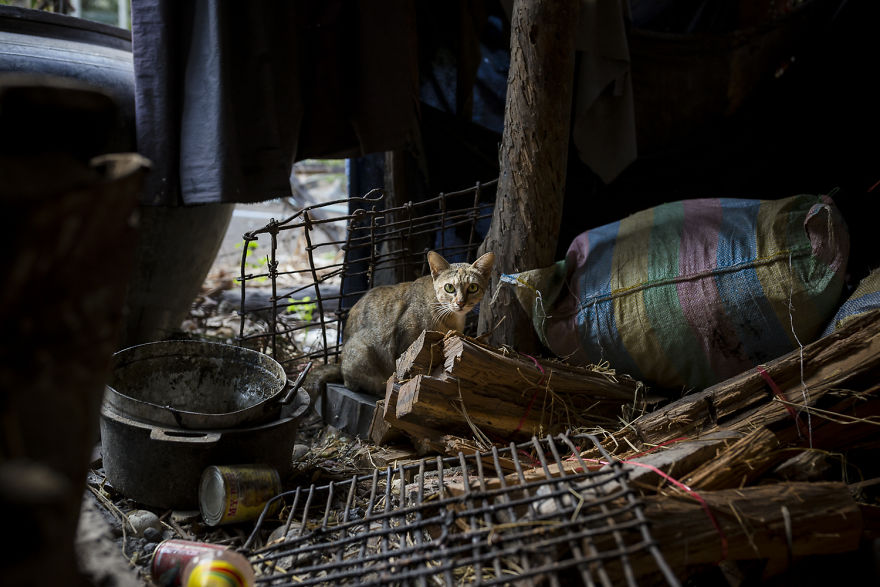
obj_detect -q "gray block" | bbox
[314,383,379,439]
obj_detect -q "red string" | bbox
[563,437,727,561]
[618,460,729,561]
[564,437,690,470]
[579,454,729,561]
[623,436,690,460]
[513,353,546,435]
[868,178,880,192]
[756,365,807,438]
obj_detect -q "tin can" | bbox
[199,464,282,526]
[151,539,227,587]
[182,550,256,587]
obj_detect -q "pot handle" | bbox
[279,361,313,405]
[149,428,222,444]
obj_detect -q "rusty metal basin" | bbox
[104,340,291,430]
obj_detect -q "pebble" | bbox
[143,526,162,542]
[127,509,162,537]
[291,444,310,463]
[268,523,303,544]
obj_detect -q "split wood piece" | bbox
[381,376,450,455]
[590,309,880,459]
[389,331,643,447]
[684,427,784,490]
[616,431,744,490]
[368,399,402,446]
[634,482,863,576]
[444,334,641,404]
[395,329,447,381]
[362,445,422,469]
[394,373,547,441]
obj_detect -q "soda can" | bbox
[199,464,282,526]
[151,539,227,586]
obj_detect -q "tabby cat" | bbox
[340,250,495,396]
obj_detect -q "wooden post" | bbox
[477,0,578,351]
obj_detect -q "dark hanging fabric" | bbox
[132,0,419,206]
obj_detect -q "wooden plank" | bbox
[444,334,640,402]
[395,329,447,381]
[394,373,546,441]
[368,399,402,446]
[615,431,744,489]
[381,376,449,455]
[684,427,783,490]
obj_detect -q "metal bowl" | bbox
[104,340,291,430]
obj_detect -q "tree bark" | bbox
[477,0,578,351]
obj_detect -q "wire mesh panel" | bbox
[235,181,496,376]
[243,434,679,586]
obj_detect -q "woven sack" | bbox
[511,194,849,391]
[822,268,880,335]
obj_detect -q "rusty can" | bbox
[151,539,227,586]
[198,464,282,526]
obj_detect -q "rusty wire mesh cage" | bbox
[241,433,678,586]
[235,180,497,376]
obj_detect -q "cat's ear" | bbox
[427,251,450,278]
[471,252,495,278]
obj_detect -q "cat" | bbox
[339,250,495,396]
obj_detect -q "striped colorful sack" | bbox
[511,194,849,391]
[822,268,880,335]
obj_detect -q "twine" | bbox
[756,366,809,439]
[567,439,729,562]
[787,251,813,447]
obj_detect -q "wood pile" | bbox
[370,329,645,451]
[369,310,880,583]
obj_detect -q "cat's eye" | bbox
[444,284,455,293]
[467,283,479,293]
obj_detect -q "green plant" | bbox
[286,296,317,322]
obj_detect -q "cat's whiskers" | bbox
[431,300,456,324]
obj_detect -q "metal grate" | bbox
[242,434,679,586]
[235,180,496,374]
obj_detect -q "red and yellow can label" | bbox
[186,559,249,587]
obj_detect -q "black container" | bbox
[105,340,292,431]
[99,388,309,509]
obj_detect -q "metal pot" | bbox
[100,387,310,509]
[104,340,301,430]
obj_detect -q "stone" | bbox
[126,509,161,537]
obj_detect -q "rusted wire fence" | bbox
[242,433,679,586]
[236,180,497,375]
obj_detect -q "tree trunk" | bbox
[477,0,578,351]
